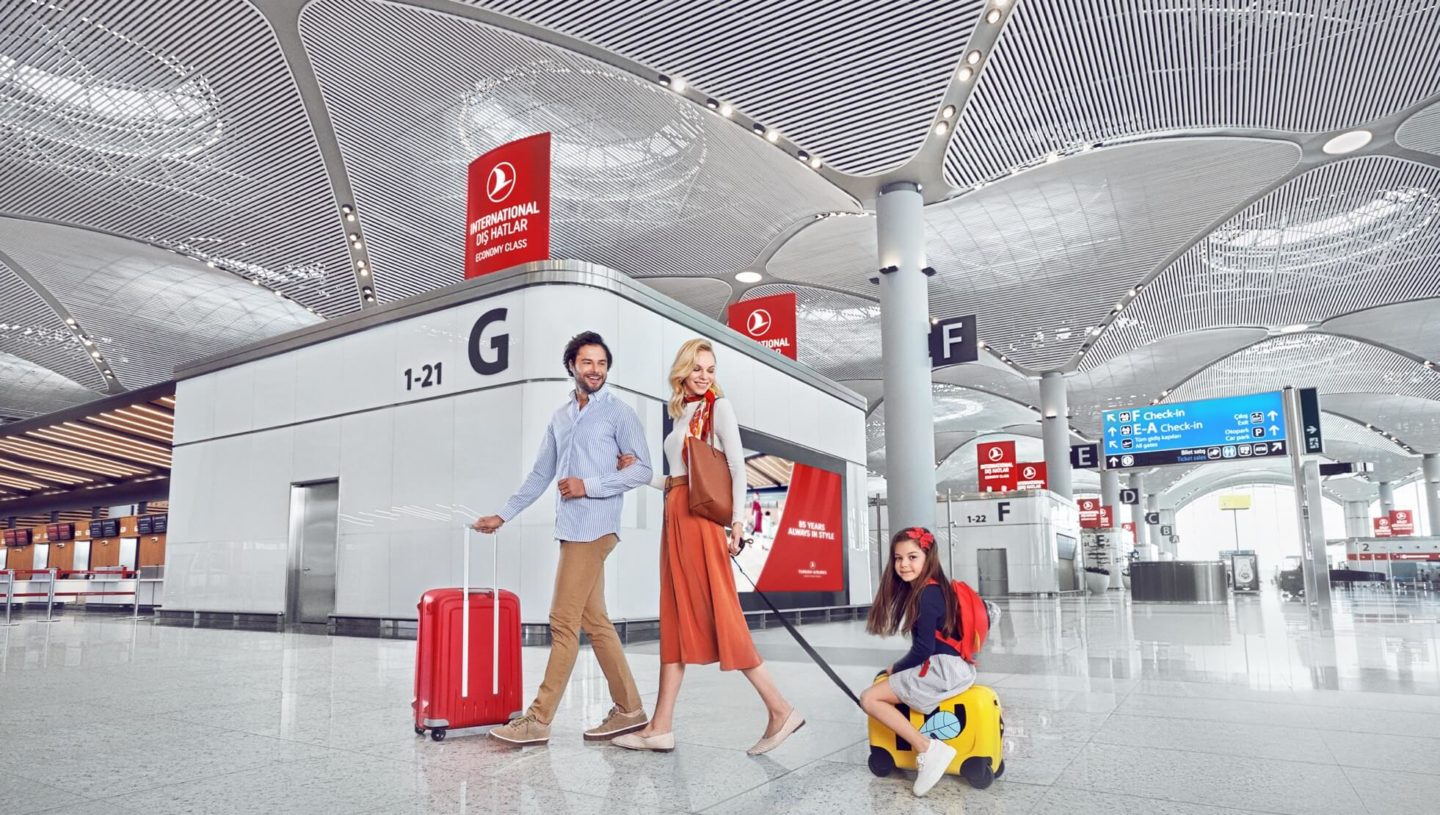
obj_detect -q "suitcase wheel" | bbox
[414,726,426,737]
[867,745,895,777]
[961,756,994,790]
[430,728,447,742]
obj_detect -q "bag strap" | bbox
[732,557,862,709]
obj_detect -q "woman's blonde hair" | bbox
[667,338,724,419]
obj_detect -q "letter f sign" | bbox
[929,315,978,367]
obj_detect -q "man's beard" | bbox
[575,373,606,394]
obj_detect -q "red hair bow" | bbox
[902,527,935,550]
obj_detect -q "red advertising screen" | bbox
[750,463,844,593]
[465,132,552,279]
[977,441,1017,492]
[727,293,798,360]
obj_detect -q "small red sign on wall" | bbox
[1079,497,1101,529]
[1374,516,1394,538]
[466,132,552,278]
[1389,510,1415,536]
[1016,462,1047,490]
[1099,506,1114,528]
[728,293,798,360]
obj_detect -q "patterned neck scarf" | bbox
[681,390,716,467]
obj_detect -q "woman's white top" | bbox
[650,397,746,525]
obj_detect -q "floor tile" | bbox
[1341,765,1440,815]
[1031,786,1260,815]
[1054,742,1364,815]
[1319,730,1440,776]
[1091,713,1336,765]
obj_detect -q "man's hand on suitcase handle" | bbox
[473,515,504,533]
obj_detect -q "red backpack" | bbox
[931,579,991,664]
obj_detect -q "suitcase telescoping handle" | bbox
[460,525,501,699]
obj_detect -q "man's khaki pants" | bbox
[527,533,642,723]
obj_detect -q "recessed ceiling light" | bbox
[1278,323,1311,334]
[935,121,949,136]
[735,271,763,284]
[705,98,718,110]
[765,129,780,143]
[808,156,823,169]
[958,66,974,82]
[1322,130,1372,155]
[719,102,733,118]
[967,51,983,65]
[986,8,1002,23]
[671,77,688,93]
[941,105,956,119]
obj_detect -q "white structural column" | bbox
[1129,474,1147,549]
[1100,469,1120,519]
[1425,454,1440,537]
[1378,481,1396,518]
[876,182,936,531]
[1343,500,1370,538]
[1144,493,1159,553]
[1040,372,1072,500]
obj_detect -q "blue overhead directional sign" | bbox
[1101,390,1288,470]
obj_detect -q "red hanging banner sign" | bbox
[977,441,1017,492]
[1373,517,1394,538]
[1079,498,1101,529]
[1016,462,1048,490]
[755,464,844,592]
[1099,506,1114,528]
[727,293,798,360]
[1389,509,1414,536]
[465,132,552,279]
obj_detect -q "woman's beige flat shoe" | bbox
[612,731,675,752]
[747,710,805,756]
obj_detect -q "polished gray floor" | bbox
[2,587,1438,814]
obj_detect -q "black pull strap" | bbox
[732,556,863,709]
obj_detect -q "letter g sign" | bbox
[468,307,510,375]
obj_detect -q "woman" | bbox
[612,338,804,755]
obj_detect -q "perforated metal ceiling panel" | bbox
[1397,99,1440,156]
[945,0,1440,187]
[298,0,857,302]
[764,214,876,297]
[1322,394,1440,454]
[640,278,733,322]
[1313,412,1416,481]
[1169,334,1440,405]
[929,139,1300,369]
[743,284,881,380]
[1069,328,1271,434]
[0,0,359,315]
[931,363,1039,412]
[0,219,319,389]
[1094,158,1440,367]
[470,1,986,176]
[1322,299,1440,363]
[0,351,97,422]
[0,253,103,390]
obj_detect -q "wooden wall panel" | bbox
[89,539,121,569]
[138,535,166,567]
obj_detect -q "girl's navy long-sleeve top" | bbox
[890,583,961,674]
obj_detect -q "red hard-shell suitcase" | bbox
[412,528,523,741]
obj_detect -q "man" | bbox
[474,331,653,746]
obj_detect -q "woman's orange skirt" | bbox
[659,484,761,671]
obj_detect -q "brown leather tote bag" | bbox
[684,433,733,526]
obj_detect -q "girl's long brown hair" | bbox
[866,527,960,640]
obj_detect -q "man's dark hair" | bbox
[563,331,613,375]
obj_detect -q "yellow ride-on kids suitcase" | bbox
[866,677,1006,789]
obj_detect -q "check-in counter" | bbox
[1130,560,1228,603]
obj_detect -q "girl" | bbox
[860,526,976,797]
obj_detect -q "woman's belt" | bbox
[664,475,688,492]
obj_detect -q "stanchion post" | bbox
[3,569,11,626]
[132,569,141,620]
[46,567,57,622]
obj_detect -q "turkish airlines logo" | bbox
[1023,466,1036,479]
[745,308,772,337]
[486,161,517,203]
[987,446,1005,462]
[1396,511,1409,521]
